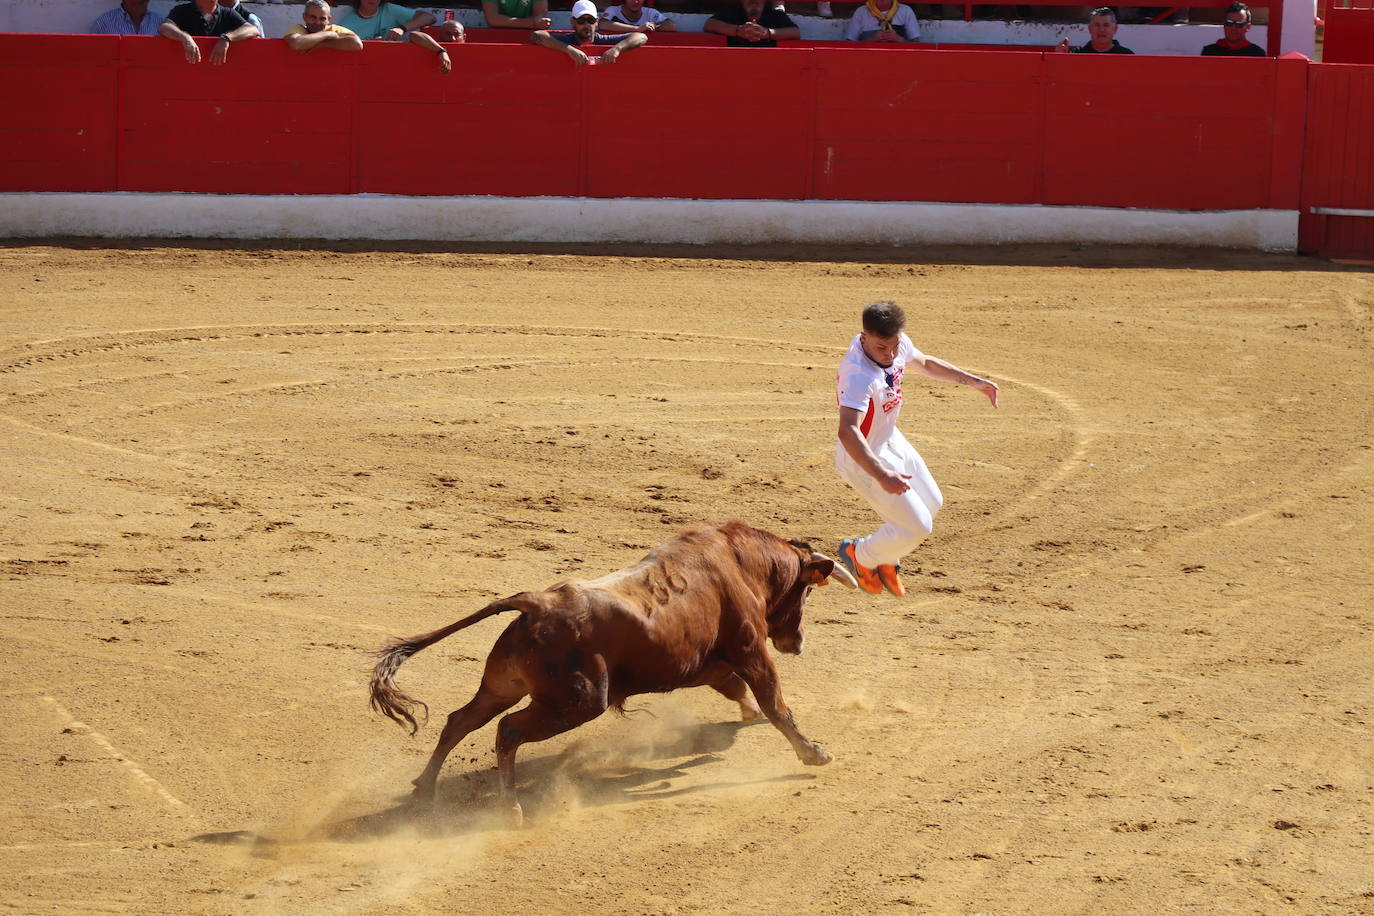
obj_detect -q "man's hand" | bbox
[566,45,590,66]
[601,44,622,63]
[1055,36,1070,52]
[437,48,452,73]
[182,37,201,64]
[739,20,769,41]
[209,36,231,65]
[387,26,406,40]
[878,469,912,495]
[534,15,552,28]
[973,379,999,408]
[638,20,656,31]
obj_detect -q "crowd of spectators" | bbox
[88,0,1269,60]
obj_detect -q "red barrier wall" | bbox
[0,34,1311,212]
[15,33,1374,255]
[1322,5,1374,65]
[1299,62,1374,256]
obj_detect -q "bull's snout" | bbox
[773,634,804,655]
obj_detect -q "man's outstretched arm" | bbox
[908,353,999,407]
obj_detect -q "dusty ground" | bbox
[1,241,1371,915]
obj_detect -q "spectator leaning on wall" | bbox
[217,0,267,38]
[284,0,364,52]
[1055,6,1134,54]
[845,0,920,43]
[159,0,260,65]
[92,0,162,35]
[334,1,459,73]
[532,0,647,65]
[483,0,553,30]
[1201,1,1266,55]
[599,0,677,34]
[704,0,800,47]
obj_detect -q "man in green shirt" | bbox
[483,0,551,30]
[335,0,462,71]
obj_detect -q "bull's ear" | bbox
[804,557,834,585]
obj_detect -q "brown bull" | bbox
[369,520,858,825]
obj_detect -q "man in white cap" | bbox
[532,0,647,65]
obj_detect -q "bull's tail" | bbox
[368,596,534,735]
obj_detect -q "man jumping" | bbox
[835,301,999,596]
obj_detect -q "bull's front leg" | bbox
[734,656,831,766]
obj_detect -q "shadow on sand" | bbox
[189,717,816,853]
[3,236,1351,273]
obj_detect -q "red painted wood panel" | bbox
[0,37,119,191]
[583,48,811,199]
[0,33,120,66]
[1043,54,1282,210]
[120,160,346,194]
[122,98,354,134]
[1323,7,1374,64]
[812,49,1043,203]
[1299,62,1374,256]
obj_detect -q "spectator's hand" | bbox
[209,37,230,65]
[566,45,589,66]
[182,37,201,64]
[1055,36,1070,53]
[874,28,899,42]
[639,21,656,32]
[386,26,406,41]
[601,44,621,63]
[534,16,552,28]
[740,21,769,41]
[437,48,452,73]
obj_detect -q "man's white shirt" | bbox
[835,332,918,450]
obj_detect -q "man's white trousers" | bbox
[835,429,943,569]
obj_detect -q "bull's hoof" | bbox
[739,702,762,722]
[801,745,832,766]
[409,781,437,809]
[506,802,525,829]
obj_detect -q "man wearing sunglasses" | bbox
[1201,1,1265,55]
[532,0,647,65]
[1054,6,1134,54]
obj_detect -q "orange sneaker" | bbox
[839,539,883,595]
[876,564,905,597]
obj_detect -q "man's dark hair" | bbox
[862,301,906,337]
[1089,5,1118,22]
[1225,1,1251,20]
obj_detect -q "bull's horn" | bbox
[812,551,858,588]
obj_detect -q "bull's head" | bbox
[767,542,858,655]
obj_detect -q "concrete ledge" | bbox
[0,193,1299,252]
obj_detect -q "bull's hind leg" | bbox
[411,685,523,805]
[494,655,610,827]
[709,671,762,722]
[734,655,831,766]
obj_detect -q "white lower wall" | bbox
[0,193,1299,251]
[3,0,1305,56]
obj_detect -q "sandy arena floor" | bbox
[1,241,1371,915]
